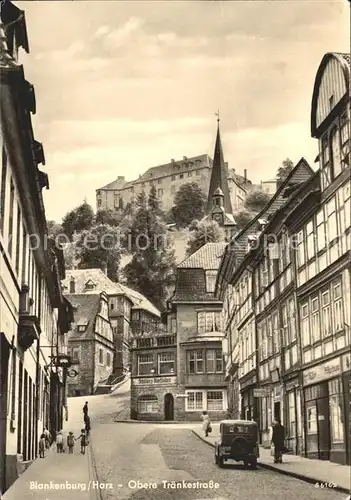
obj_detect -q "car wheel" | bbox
[215,452,218,464]
[218,455,224,468]
[243,460,249,469]
[250,459,257,470]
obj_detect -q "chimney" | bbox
[69,277,75,294]
[244,169,247,181]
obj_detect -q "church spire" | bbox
[206,115,233,215]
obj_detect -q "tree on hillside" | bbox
[233,209,257,231]
[277,158,294,185]
[244,189,271,213]
[123,191,176,311]
[172,182,206,228]
[186,218,225,256]
[148,184,164,217]
[61,201,95,241]
[95,209,122,227]
[75,224,122,282]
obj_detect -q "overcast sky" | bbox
[17,0,349,221]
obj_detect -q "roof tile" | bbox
[178,242,227,270]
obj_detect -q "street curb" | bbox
[191,431,350,495]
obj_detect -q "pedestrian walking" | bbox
[271,419,285,463]
[56,430,64,453]
[76,429,88,455]
[39,433,46,458]
[83,401,89,423]
[43,428,51,449]
[201,411,212,437]
[85,415,91,438]
[67,432,75,454]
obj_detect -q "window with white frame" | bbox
[316,209,326,252]
[311,296,321,343]
[207,391,224,411]
[267,316,272,356]
[332,281,343,332]
[326,197,338,243]
[321,288,332,337]
[158,352,175,374]
[138,395,158,413]
[296,230,305,268]
[288,391,296,438]
[206,349,223,373]
[272,312,279,353]
[289,298,296,342]
[306,220,315,261]
[137,353,154,375]
[330,127,342,179]
[339,181,351,235]
[282,304,288,345]
[187,350,203,373]
[300,303,310,346]
[320,134,331,190]
[197,311,222,333]
[205,271,217,293]
[186,391,204,411]
[340,112,350,169]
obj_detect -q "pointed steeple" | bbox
[206,115,233,215]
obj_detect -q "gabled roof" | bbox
[206,123,233,215]
[62,269,160,317]
[178,242,227,270]
[215,157,314,298]
[65,294,101,341]
[311,52,350,137]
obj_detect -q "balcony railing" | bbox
[131,335,176,349]
[131,320,167,336]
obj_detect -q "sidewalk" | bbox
[191,424,350,494]
[3,419,100,500]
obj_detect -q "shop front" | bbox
[239,371,258,422]
[131,375,178,421]
[303,353,350,464]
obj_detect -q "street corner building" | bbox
[62,268,161,386]
[215,52,350,465]
[64,293,114,396]
[168,242,229,421]
[0,1,74,493]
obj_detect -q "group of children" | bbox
[38,401,91,458]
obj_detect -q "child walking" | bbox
[56,430,64,453]
[76,429,88,455]
[39,433,46,458]
[67,432,75,454]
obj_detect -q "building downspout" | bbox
[35,272,42,458]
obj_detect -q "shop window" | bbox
[287,391,296,438]
[307,406,317,435]
[328,379,344,443]
[138,395,158,413]
[186,391,204,411]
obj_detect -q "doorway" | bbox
[164,393,174,421]
[0,334,10,493]
[274,401,281,422]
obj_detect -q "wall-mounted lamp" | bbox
[150,368,156,375]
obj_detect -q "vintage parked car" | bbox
[214,419,259,469]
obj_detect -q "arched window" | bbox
[330,127,342,179]
[137,395,158,413]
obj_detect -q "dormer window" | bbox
[257,219,267,231]
[77,325,87,332]
[85,280,96,291]
[247,235,258,252]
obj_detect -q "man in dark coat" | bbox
[85,415,91,438]
[272,419,285,463]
